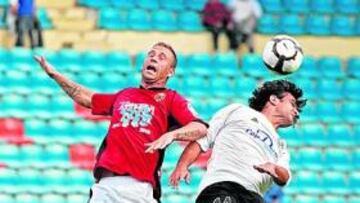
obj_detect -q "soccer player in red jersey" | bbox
[34,42,208,203]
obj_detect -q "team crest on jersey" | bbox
[251,117,259,123]
[154,93,166,102]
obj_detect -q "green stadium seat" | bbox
[257,14,279,34]
[135,0,159,10]
[322,171,349,194]
[317,79,343,100]
[324,148,353,171]
[160,0,185,11]
[327,124,354,147]
[98,8,128,30]
[152,10,177,32]
[334,0,358,14]
[177,11,204,32]
[110,0,135,9]
[128,9,151,31]
[347,57,360,78]
[260,0,285,13]
[279,14,304,35]
[283,0,310,13]
[301,123,328,147]
[296,147,324,171]
[305,15,330,36]
[331,15,355,36]
[310,0,335,13]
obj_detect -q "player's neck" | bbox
[141,80,166,89]
[261,108,281,129]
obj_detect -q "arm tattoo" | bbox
[174,130,201,141]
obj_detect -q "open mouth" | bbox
[146,65,157,73]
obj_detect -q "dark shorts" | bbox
[196,181,264,203]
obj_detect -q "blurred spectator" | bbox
[14,0,43,48]
[264,185,284,203]
[227,0,262,53]
[7,0,17,34]
[202,0,237,52]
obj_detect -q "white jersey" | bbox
[196,103,291,196]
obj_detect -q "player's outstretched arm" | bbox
[145,121,207,153]
[34,55,95,108]
[253,162,290,186]
[169,141,203,188]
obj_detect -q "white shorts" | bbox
[88,176,158,203]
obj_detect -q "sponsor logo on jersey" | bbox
[154,93,166,102]
[117,102,155,128]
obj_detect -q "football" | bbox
[262,35,304,75]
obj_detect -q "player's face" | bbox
[141,45,175,86]
[276,93,299,127]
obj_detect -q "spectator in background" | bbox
[227,0,262,53]
[264,185,284,203]
[14,0,43,48]
[202,0,238,52]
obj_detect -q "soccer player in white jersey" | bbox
[169,80,306,203]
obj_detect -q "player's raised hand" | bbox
[169,166,191,188]
[253,162,279,179]
[145,132,175,153]
[34,55,57,77]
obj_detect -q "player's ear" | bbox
[269,95,279,105]
[167,69,175,78]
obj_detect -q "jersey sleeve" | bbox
[197,103,243,152]
[91,93,118,115]
[169,92,204,126]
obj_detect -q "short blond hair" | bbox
[153,42,177,68]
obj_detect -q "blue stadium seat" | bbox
[343,79,360,100]
[296,147,324,170]
[318,56,345,79]
[110,0,135,9]
[324,148,353,171]
[177,11,204,32]
[257,14,279,34]
[279,14,304,35]
[347,57,360,78]
[327,124,354,147]
[317,79,343,100]
[295,56,321,79]
[184,0,207,11]
[330,15,355,36]
[283,0,310,13]
[160,0,185,11]
[322,171,349,194]
[305,15,330,35]
[260,0,285,13]
[301,123,328,147]
[341,101,360,124]
[97,8,128,30]
[128,9,151,31]
[135,0,159,10]
[310,0,335,13]
[152,10,177,32]
[334,0,358,14]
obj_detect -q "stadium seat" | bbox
[67,168,93,186]
[159,0,185,11]
[184,0,207,11]
[279,14,304,35]
[0,118,25,141]
[316,101,342,123]
[212,52,238,76]
[297,56,321,78]
[97,8,128,30]
[207,98,229,116]
[187,53,211,69]
[135,0,160,10]
[342,101,360,124]
[0,144,20,163]
[322,171,349,194]
[9,48,33,64]
[151,10,177,32]
[317,79,343,100]
[293,171,323,194]
[127,9,151,31]
[0,194,15,203]
[56,49,82,67]
[324,148,353,171]
[356,16,360,35]
[183,75,209,97]
[322,196,347,203]
[177,11,204,32]
[259,0,285,13]
[301,123,328,147]
[283,0,310,13]
[241,53,270,78]
[41,194,67,203]
[15,193,41,203]
[110,0,135,9]
[69,143,96,170]
[349,171,360,195]
[257,14,279,34]
[310,0,335,13]
[296,147,324,171]
[48,119,72,138]
[327,124,354,147]
[305,15,330,35]
[334,0,358,14]
[349,196,360,203]
[295,195,320,203]
[106,51,132,67]
[343,79,360,100]
[43,169,67,186]
[28,94,52,116]
[234,76,257,99]
[19,168,42,185]
[3,70,29,91]
[164,142,184,164]
[67,194,89,203]
[330,15,355,36]
[210,77,236,98]
[50,94,74,116]
[278,127,303,147]
[318,56,345,79]
[36,7,53,30]
[300,101,319,123]
[19,144,44,162]
[44,144,69,162]
[293,78,317,100]
[353,149,360,169]
[347,57,360,78]
[82,51,107,66]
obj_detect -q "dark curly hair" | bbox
[248,80,307,112]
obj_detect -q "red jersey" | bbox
[91,87,202,188]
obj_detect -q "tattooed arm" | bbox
[34,56,94,108]
[145,121,207,153]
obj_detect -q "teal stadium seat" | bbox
[164,142,184,164]
[2,94,27,117]
[177,11,204,32]
[106,51,132,68]
[324,148,353,171]
[37,7,53,29]
[160,0,184,11]
[300,101,318,123]
[355,126,360,146]
[79,0,109,9]
[283,0,310,14]
[25,118,48,137]
[305,15,330,35]
[349,196,360,203]
[66,168,93,186]
[349,171,360,195]
[334,0,358,14]
[41,194,67,203]
[110,0,135,9]
[343,79,360,100]
[322,171,349,194]
[135,0,159,10]
[322,196,347,203]
[15,194,41,203]
[48,119,72,138]
[50,94,74,116]
[347,57,360,78]
[207,98,228,116]
[310,0,335,13]
[317,101,342,123]
[28,94,52,116]
[184,0,207,11]
[187,53,212,76]
[212,52,238,77]
[0,144,21,164]
[184,75,209,97]
[73,120,99,138]
[278,127,303,147]
[296,56,321,78]
[67,194,89,203]
[327,124,354,147]
[0,194,15,203]
[98,8,128,30]
[210,77,236,98]
[318,56,345,79]
[19,144,44,162]
[241,53,270,78]
[295,195,320,203]
[301,123,328,147]
[317,79,343,100]
[279,14,304,35]
[82,51,107,66]
[29,71,59,92]
[341,101,360,124]
[78,72,102,91]
[56,49,82,67]
[152,10,177,32]
[257,14,279,34]
[356,16,360,35]
[330,15,355,36]
[296,147,324,171]
[43,144,69,163]
[9,47,34,64]
[234,76,257,99]
[128,9,151,31]
[259,0,285,13]
[42,169,67,186]
[101,72,129,92]
[293,171,323,194]
[19,168,42,186]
